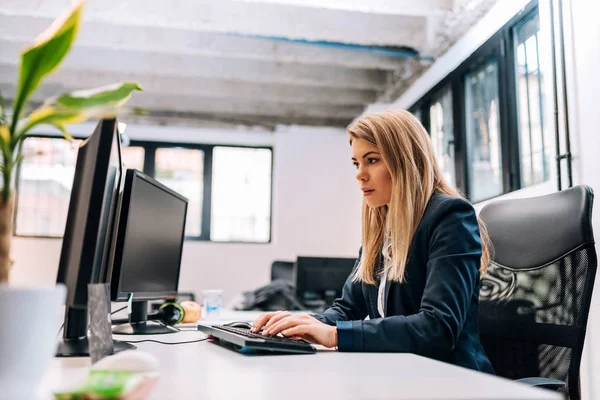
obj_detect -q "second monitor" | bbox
[295,257,357,309]
[109,169,188,334]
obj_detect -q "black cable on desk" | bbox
[57,305,130,336]
[111,305,128,315]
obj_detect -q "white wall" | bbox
[10,122,363,306]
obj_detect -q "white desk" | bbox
[40,311,562,400]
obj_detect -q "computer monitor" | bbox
[109,169,188,335]
[56,118,135,357]
[294,257,357,308]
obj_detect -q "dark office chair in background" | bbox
[232,260,301,311]
[478,185,596,400]
[270,260,294,282]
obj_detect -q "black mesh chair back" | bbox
[270,260,294,282]
[479,185,596,400]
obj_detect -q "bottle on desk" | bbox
[202,289,223,320]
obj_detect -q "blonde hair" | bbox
[348,109,490,285]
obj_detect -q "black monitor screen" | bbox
[295,257,357,302]
[54,119,130,356]
[57,118,122,308]
[111,169,187,301]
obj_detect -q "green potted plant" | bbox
[0,0,141,283]
[0,1,142,397]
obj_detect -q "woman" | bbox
[252,110,494,373]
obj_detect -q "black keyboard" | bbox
[214,325,304,343]
[198,324,316,354]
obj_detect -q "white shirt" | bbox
[378,236,392,318]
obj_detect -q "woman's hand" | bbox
[251,311,338,348]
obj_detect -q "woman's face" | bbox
[351,138,392,208]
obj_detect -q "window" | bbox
[465,60,503,202]
[429,86,456,186]
[16,135,273,242]
[412,108,422,123]
[155,148,204,237]
[409,3,542,202]
[16,137,82,236]
[211,147,272,242]
[514,12,549,187]
[121,146,145,171]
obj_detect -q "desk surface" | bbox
[40,311,562,400]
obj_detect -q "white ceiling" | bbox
[0,0,498,129]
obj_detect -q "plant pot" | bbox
[0,283,66,399]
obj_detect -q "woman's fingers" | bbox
[252,312,312,334]
[266,313,312,335]
[281,325,305,337]
[281,325,315,342]
[281,321,337,348]
[264,314,308,336]
[262,311,292,332]
[251,311,279,332]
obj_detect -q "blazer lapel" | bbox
[383,278,392,317]
[365,284,379,318]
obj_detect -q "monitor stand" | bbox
[112,300,178,335]
[56,307,136,357]
[56,337,136,357]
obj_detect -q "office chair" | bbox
[270,260,294,282]
[478,185,596,400]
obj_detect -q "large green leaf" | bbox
[16,106,82,144]
[55,82,143,111]
[10,0,84,132]
[14,81,142,145]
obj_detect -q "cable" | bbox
[160,321,180,332]
[111,306,127,315]
[122,337,209,345]
[58,306,132,336]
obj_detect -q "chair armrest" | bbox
[517,377,566,391]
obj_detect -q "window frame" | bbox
[409,1,539,202]
[131,139,274,244]
[15,134,274,244]
[14,133,87,239]
[511,10,548,188]
[428,83,456,187]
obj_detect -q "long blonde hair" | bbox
[348,109,490,285]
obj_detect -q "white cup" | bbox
[0,283,66,400]
[202,289,222,321]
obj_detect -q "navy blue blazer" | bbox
[313,192,494,373]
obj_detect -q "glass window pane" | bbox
[155,148,203,237]
[465,59,503,202]
[122,146,145,171]
[211,147,272,242]
[514,12,549,187]
[16,137,82,236]
[429,86,456,186]
[412,108,422,123]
